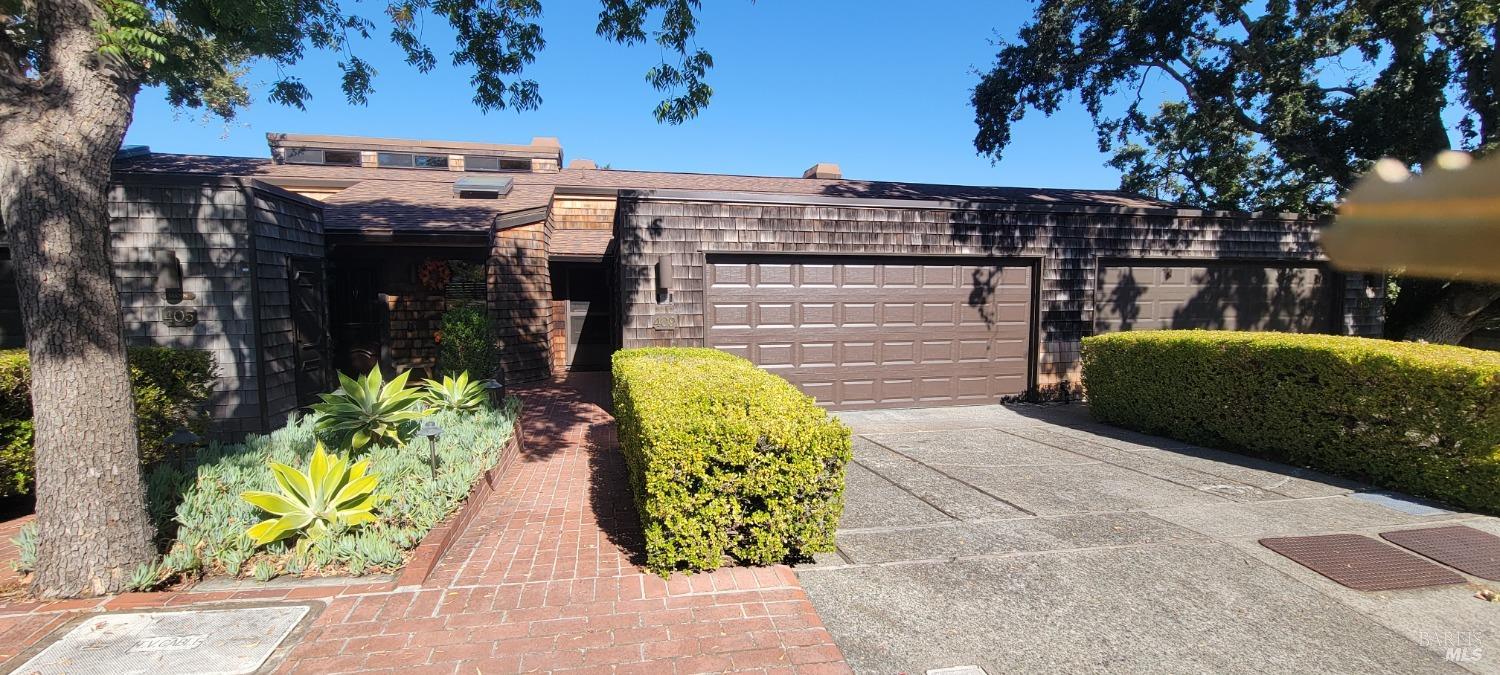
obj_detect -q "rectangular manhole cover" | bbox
[1260,534,1465,591]
[1382,525,1500,581]
[14,605,310,674]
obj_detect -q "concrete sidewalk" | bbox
[799,403,1500,674]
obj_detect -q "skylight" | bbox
[453,176,514,199]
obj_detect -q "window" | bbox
[377,153,449,169]
[323,150,360,166]
[284,148,323,165]
[464,155,531,172]
[377,152,414,168]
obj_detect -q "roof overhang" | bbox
[618,188,1319,221]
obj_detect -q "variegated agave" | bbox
[422,371,488,414]
[311,367,431,449]
[240,442,382,552]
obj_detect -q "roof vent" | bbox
[454,175,514,199]
[568,159,597,170]
[802,163,841,180]
[115,145,150,160]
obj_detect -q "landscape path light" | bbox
[416,420,443,480]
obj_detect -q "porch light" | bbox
[156,250,184,303]
[655,256,673,303]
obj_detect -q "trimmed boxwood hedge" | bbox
[612,347,852,574]
[1080,331,1500,512]
[0,346,217,497]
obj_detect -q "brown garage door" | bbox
[706,256,1033,410]
[1096,261,1333,333]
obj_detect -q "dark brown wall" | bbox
[614,192,1384,389]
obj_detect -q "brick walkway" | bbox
[0,376,849,674]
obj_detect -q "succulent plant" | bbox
[311,367,430,450]
[421,371,488,415]
[240,442,382,552]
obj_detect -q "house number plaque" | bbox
[652,314,677,331]
[163,307,198,327]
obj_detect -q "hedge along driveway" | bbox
[1081,331,1500,513]
[612,347,853,574]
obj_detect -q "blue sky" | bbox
[125,2,1128,189]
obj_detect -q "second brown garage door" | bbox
[706,255,1033,410]
[1096,261,1333,333]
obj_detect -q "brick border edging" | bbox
[395,425,526,587]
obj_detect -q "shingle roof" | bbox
[112,152,1174,234]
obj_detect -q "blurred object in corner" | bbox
[1322,151,1500,282]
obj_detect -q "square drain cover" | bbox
[15,605,309,674]
[1260,534,1465,591]
[1382,525,1500,581]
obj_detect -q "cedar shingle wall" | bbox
[107,180,325,438]
[108,182,262,436]
[615,197,1384,391]
[550,196,616,231]
[250,190,325,429]
[489,221,553,384]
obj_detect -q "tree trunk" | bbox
[0,0,153,597]
[1395,281,1500,345]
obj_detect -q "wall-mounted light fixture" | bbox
[156,250,184,304]
[654,256,673,304]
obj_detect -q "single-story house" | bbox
[0,132,1385,435]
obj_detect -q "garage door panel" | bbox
[1097,262,1331,333]
[707,255,1034,410]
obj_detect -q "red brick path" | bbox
[0,376,849,674]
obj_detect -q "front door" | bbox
[289,256,332,404]
[557,263,613,371]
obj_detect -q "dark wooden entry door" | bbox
[557,263,613,371]
[706,255,1034,410]
[289,256,332,404]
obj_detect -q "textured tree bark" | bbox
[0,0,154,597]
[1394,281,1500,345]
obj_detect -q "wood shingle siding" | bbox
[614,191,1383,392]
[107,175,325,437]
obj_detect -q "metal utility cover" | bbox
[1382,525,1500,581]
[14,605,310,675]
[1260,534,1465,591]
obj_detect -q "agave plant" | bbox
[240,442,382,553]
[422,371,488,414]
[311,367,430,449]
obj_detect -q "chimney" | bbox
[802,163,841,180]
[568,159,597,170]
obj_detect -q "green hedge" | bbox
[1080,331,1500,511]
[0,346,217,497]
[436,302,499,379]
[612,347,852,573]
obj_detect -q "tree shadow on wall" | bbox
[1168,265,1329,332]
[1103,269,1144,331]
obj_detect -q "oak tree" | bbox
[972,0,1499,343]
[0,0,714,597]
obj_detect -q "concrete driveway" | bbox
[796,404,1500,674]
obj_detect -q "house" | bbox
[0,132,1385,435]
